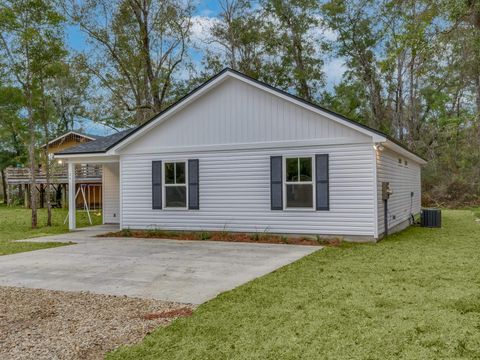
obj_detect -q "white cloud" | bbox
[190,15,219,48]
[322,28,338,42]
[324,57,346,88]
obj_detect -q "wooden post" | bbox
[62,184,67,208]
[39,183,45,208]
[68,162,76,230]
[18,184,24,205]
[24,184,28,208]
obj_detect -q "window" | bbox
[285,157,314,208]
[164,161,187,208]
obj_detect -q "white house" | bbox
[56,68,426,241]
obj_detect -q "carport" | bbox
[54,129,133,230]
[61,157,119,230]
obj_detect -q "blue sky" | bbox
[66,1,345,135]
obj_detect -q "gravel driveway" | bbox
[0,286,193,360]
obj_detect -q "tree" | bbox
[322,0,388,131]
[0,0,65,227]
[49,58,92,133]
[65,0,193,126]
[0,85,25,205]
[322,0,480,205]
[262,0,324,101]
[202,0,265,79]
[203,0,324,100]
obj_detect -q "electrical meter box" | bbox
[382,182,393,200]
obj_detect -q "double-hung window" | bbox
[164,161,187,208]
[285,157,314,209]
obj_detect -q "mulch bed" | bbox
[100,229,342,246]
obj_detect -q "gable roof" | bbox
[41,131,99,149]
[55,68,426,164]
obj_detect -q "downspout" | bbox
[372,144,379,240]
[384,198,388,237]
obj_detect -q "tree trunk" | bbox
[1,168,7,205]
[27,86,37,228]
[292,34,312,101]
[41,78,52,226]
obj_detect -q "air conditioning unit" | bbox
[421,208,441,228]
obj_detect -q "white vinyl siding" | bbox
[376,148,421,235]
[120,143,376,236]
[121,78,369,154]
[102,162,120,224]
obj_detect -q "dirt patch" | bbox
[100,229,341,247]
[0,286,194,360]
[141,307,194,320]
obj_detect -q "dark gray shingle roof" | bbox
[56,128,136,155]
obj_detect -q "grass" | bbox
[0,204,102,255]
[108,209,480,360]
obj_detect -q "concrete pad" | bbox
[0,227,319,304]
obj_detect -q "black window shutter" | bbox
[315,154,329,210]
[152,161,162,209]
[188,159,199,210]
[270,156,283,210]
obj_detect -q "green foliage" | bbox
[199,231,211,241]
[119,228,132,237]
[107,209,480,359]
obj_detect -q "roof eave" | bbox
[383,140,427,165]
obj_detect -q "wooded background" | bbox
[1,0,479,226]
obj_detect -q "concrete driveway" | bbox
[0,226,319,304]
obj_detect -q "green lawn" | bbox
[108,209,480,360]
[0,204,102,255]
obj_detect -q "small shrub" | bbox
[150,228,164,238]
[219,224,229,240]
[280,236,289,244]
[199,231,211,240]
[260,226,270,241]
[251,232,260,241]
[120,228,132,237]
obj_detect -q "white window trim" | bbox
[163,160,188,210]
[283,155,316,211]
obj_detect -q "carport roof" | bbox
[56,128,136,155]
